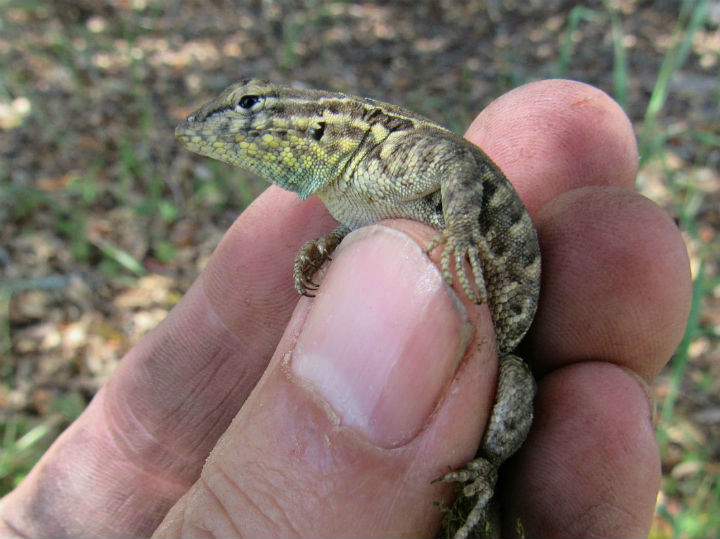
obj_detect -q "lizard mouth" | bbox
[175,122,233,145]
[174,122,201,140]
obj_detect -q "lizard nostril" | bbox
[310,122,326,141]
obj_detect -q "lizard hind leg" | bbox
[437,354,536,539]
[293,224,351,296]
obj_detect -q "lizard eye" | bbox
[236,95,260,110]
[310,121,326,141]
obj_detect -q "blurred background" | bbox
[0,0,718,536]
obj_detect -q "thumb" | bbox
[153,222,497,537]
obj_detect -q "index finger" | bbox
[0,186,338,537]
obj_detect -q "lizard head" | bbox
[176,79,375,200]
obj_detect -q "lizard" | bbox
[175,79,541,539]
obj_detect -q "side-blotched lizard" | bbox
[176,80,541,538]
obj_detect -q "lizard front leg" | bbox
[293,224,351,296]
[438,354,536,539]
[426,226,491,306]
[425,151,490,306]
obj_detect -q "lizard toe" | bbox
[436,456,498,539]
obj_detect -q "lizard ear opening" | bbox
[310,121,326,141]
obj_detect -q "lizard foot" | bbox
[426,230,489,305]
[436,355,535,538]
[293,225,351,296]
[435,456,499,539]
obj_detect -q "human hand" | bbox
[0,80,691,538]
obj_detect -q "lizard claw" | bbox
[435,456,498,539]
[427,231,488,305]
[293,225,351,297]
[304,280,319,290]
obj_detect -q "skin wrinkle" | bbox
[19,418,180,537]
[136,301,245,402]
[180,350,249,445]
[110,353,227,475]
[102,392,195,491]
[378,477,411,535]
[216,461,304,537]
[197,472,242,537]
[27,461,73,537]
[124,284,287,463]
[207,383,345,537]
[201,269,291,361]
[101,299,265,490]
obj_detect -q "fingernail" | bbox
[291,225,472,448]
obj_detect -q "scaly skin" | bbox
[176,79,541,538]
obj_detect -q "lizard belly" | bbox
[319,189,444,231]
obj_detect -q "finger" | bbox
[0,187,337,537]
[504,362,660,537]
[464,81,690,538]
[154,223,496,538]
[508,187,689,537]
[465,79,639,214]
[529,186,692,380]
[466,77,690,384]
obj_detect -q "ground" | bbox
[0,1,718,537]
